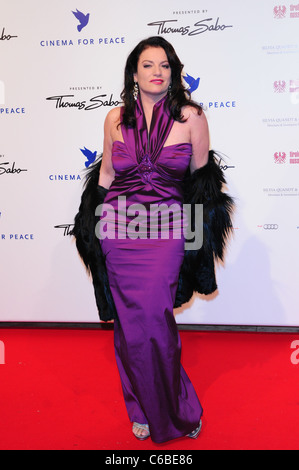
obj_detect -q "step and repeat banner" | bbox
[0,0,298,326]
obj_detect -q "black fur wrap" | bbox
[71,150,234,321]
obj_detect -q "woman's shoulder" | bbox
[180,103,207,129]
[104,106,123,135]
[181,103,204,120]
[105,105,123,124]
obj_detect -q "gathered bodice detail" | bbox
[102,94,192,238]
[128,94,175,170]
[110,94,192,188]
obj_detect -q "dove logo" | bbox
[183,74,200,94]
[80,147,97,168]
[72,9,90,32]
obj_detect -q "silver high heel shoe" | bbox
[187,420,202,439]
[132,422,150,441]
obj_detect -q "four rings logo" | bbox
[263,224,279,230]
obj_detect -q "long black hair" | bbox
[120,36,202,128]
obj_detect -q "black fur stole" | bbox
[174,150,234,308]
[70,157,118,321]
[71,151,234,321]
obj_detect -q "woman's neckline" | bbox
[112,140,192,149]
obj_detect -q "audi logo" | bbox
[263,224,278,230]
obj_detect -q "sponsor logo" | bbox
[46,92,121,110]
[274,80,287,93]
[0,155,28,176]
[189,73,236,109]
[262,116,299,128]
[215,154,235,171]
[172,10,208,16]
[273,80,299,104]
[183,73,200,93]
[274,6,287,18]
[274,4,299,18]
[290,150,299,163]
[263,187,299,196]
[262,44,299,55]
[200,100,237,110]
[274,151,286,163]
[1,233,34,240]
[0,27,18,42]
[72,9,90,32]
[48,174,81,182]
[47,113,102,182]
[40,10,125,48]
[54,224,74,236]
[0,107,26,115]
[263,224,279,230]
[147,17,233,36]
[274,151,299,164]
[290,79,299,93]
[274,79,299,93]
[40,37,125,47]
[290,3,299,17]
[80,147,97,168]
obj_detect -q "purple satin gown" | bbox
[100,95,203,443]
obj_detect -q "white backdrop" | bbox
[0,0,298,326]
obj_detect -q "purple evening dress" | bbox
[99,95,203,443]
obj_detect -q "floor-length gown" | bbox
[99,95,203,443]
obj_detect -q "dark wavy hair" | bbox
[120,36,202,128]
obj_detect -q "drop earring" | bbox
[133,82,139,101]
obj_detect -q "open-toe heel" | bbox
[187,420,202,439]
[132,422,150,441]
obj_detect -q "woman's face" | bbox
[133,46,172,100]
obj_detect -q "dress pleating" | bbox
[99,95,203,443]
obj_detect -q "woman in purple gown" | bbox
[73,36,234,443]
[98,37,207,443]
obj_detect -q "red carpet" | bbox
[0,328,298,450]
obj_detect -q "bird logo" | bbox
[183,73,200,94]
[72,9,90,32]
[80,147,97,168]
